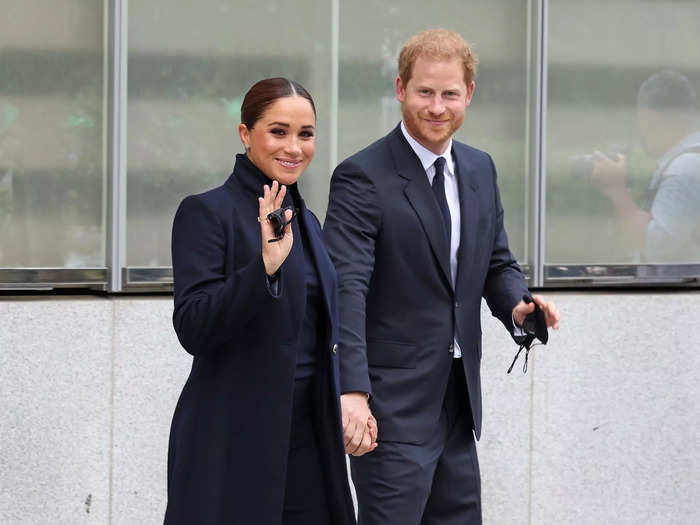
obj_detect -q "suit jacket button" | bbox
[332,344,338,354]
[448,343,454,353]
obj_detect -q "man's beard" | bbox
[402,107,463,152]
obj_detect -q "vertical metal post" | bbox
[534,0,548,287]
[524,0,534,280]
[528,0,547,288]
[329,0,340,176]
[107,0,128,292]
[528,4,548,525]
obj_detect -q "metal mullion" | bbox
[531,0,548,288]
[329,0,340,177]
[107,0,128,292]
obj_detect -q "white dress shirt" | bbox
[400,122,523,358]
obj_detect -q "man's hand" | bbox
[513,294,561,330]
[591,152,628,196]
[340,392,378,456]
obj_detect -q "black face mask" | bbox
[267,206,299,243]
[508,294,548,374]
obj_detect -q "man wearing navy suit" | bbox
[323,29,560,524]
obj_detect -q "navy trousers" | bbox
[351,358,482,525]
[282,376,331,525]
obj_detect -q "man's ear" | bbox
[465,81,475,106]
[396,76,406,103]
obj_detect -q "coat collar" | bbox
[226,153,302,206]
[226,153,335,327]
[226,153,274,196]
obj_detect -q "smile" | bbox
[424,119,449,126]
[276,159,302,169]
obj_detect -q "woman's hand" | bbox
[259,180,293,276]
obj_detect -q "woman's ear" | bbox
[238,123,250,150]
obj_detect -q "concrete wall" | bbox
[1,291,698,524]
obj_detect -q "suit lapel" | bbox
[389,126,452,289]
[453,144,480,296]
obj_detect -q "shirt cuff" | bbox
[512,313,526,337]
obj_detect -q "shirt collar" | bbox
[400,121,455,176]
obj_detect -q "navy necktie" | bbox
[432,156,451,243]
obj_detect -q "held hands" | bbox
[340,392,378,456]
[512,294,560,331]
[259,181,293,276]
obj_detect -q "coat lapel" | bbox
[389,126,452,289]
[453,145,480,296]
[296,195,334,330]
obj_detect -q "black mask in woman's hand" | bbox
[267,207,299,243]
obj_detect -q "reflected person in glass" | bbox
[165,78,356,525]
[591,70,700,263]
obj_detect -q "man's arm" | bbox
[479,156,561,332]
[324,160,382,455]
[481,155,531,335]
[591,152,651,248]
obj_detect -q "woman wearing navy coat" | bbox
[165,78,357,525]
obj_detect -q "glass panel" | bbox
[338,0,532,262]
[0,0,105,267]
[126,0,332,266]
[546,0,700,266]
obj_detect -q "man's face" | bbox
[637,107,674,158]
[396,56,474,155]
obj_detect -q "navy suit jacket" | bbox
[166,154,354,525]
[323,124,527,442]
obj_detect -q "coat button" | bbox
[448,343,454,353]
[332,344,338,354]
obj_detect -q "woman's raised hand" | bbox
[259,180,293,276]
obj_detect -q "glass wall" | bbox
[126,0,531,269]
[126,0,332,267]
[0,0,105,268]
[339,0,531,261]
[2,0,699,290]
[546,0,700,270]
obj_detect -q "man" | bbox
[592,69,700,263]
[323,29,560,524]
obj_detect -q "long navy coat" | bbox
[165,154,355,525]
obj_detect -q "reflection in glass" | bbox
[338,0,531,262]
[590,71,700,263]
[546,0,700,265]
[127,0,331,266]
[0,1,105,267]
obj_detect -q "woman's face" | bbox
[239,96,316,185]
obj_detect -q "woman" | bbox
[165,78,356,525]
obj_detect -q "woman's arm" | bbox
[171,194,279,357]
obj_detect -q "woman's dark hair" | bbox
[240,78,316,129]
